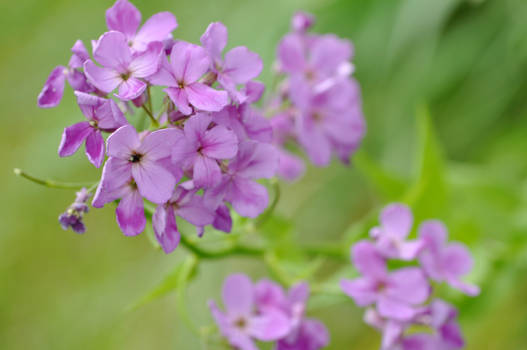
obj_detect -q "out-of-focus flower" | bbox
[369,203,423,261]
[418,221,480,296]
[340,241,430,321]
[209,274,291,350]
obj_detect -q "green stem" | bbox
[256,179,280,227]
[14,168,96,190]
[179,234,264,259]
[142,104,159,128]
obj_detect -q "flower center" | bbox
[129,152,143,163]
[234,317,247,330]
[89,120,98,128]
[120,71,132,81]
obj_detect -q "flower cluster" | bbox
[58,187,91,234]
[268,12,366,181]
[38,0,278,253]
[209,274,329,350]
[340,203,479,349]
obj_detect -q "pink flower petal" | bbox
[58,121,92,157]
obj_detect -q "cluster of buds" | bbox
[340,204,479,349]
[210,274,329,350]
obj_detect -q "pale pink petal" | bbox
[177,195,215,227]
[133,12,178,51]
[37,66,66,108]
[222,274,253,316]
[226,177,268,218]
[229,141,278,179]
[132,160,175,204]
[93,31,131,71]
[201,125,238,159]
[351,241,387,279]
[278,34,305,73]
[148,55,178,86]
[170,41,210,83]
[223,46,263,84]
[165,87,192,115]
[380,203,413,239]
[186,83,229,112]
[248,310,291,341]
[115,77,146,100]
[105,0,141,39]
[107,125,140,159]
[193,155,221,188]
[129,41,163,77]
[377,296,417,321]
[139,127,183,160]
[387,268,430,305]
[200,22,227,62]
[84,60,122,93]
[340,278,378,306]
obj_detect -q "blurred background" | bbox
[2,0,527,348]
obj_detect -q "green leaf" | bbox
[404,104,447,221]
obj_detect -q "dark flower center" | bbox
[234,317,247,330]
[129,152,143,163]
[120,71,132,81]
[89,120,98,128]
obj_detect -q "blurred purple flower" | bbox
[209,274,291,350]
[340,241,430,321]
[418,221,480,296]
[369,203,423,261]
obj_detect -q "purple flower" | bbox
[340,241,430,321]
[84,31,163,101]
[213,104,273,143]
[205,140,279,218]
[58,92,128,167]
[292,79,365,166]
[171,113,238,188]
[254,281,329,350]
[369,203,423,261]
[153,185,214,254]
[212,203,233,233]
[105,0,177,52]
[418,221,480,296]
[148,41,229,114]
[58,188,91,234]
[209,274,291,350]
[200,22,263,103]
[38,40,93,108]
[92,125,181,236]
[364,308,406,349]
[278,33,352,83]
[277,149,305,182]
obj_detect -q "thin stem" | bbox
[147,85,153,115]
[256,180,280,227]
[142,105,159,128]
[179,234,264,259]
[14,168,96,189]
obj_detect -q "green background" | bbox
[2,0,527,348]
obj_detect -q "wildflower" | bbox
[37,40,94,108]
[213,104,273,143]
[105,0,177,52]
[418,221,480,296]
[200,22,263,103]
[171,113,238,188]
[209,274,291,350]
[340,241,430,321]
[92,125,181,235]
[205,140,279,218]
[291,11,315,33]
[369,203,423,261]
[148,41,229,114]
[153,185,214,254]
[58,92,127,167]
[255,281,329,350]
[84,31,163,100]
[58,188,91,234]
